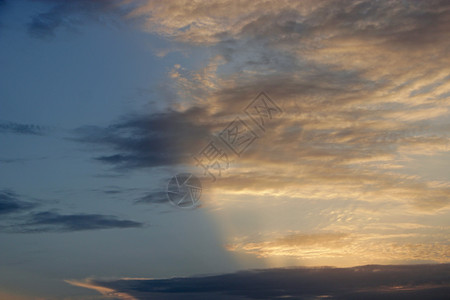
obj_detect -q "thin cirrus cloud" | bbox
[68,264,450,300]
[0,121,46,135]
[134,190,169,205]
[0,189,143,233]
[0,190,36,215]
[6,211,144,233]
[19,211,143,232]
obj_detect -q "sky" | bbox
[0,0,449,299]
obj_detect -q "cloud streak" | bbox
[0,190,143,233]
[18,211,143,232]
[0,190,36,215]
[0,121,46,135]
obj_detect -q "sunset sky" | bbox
[1,0,449,299]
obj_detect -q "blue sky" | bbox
[1,0,450,299]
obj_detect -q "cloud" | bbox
[0,157,48,164]
[93,185,171,206]
[69,264,450,300]
[125,0,318,45]
[0,0,445,280]
[150,1,450,213]
[0,190,36,215]
[0,121,46,135]
[134,190,168,205]
[15,211,143,233]
[125,0,450,53]
[227,231,450,265]
[73,108,212,170]
[0,189,143,232]
[6,0,449,277]
[66,279,136,300]
[70,0,449,222]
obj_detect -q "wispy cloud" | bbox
[17,211,143,232]
[0,189,143,233]
[0,121,46,135]
[134,190,168,205]
[0,190,36,215]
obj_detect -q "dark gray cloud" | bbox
[0,189,143,232]
[82,264,450,300]
[0,190,36,215]
[17,211,143,232]
[90,186,141,195]
[0,121,46,135]
[73,108,211,171]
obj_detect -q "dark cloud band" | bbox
[78,264,450,300]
